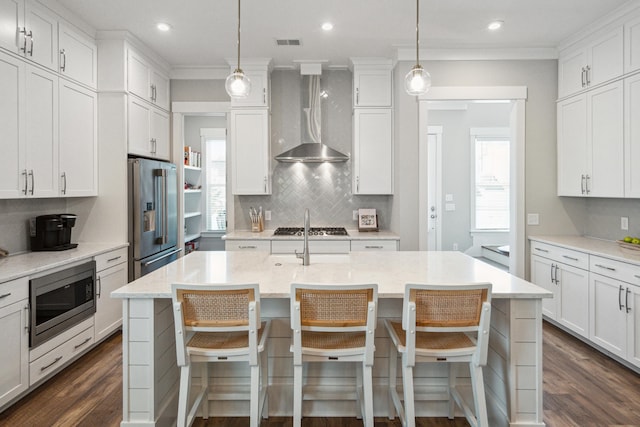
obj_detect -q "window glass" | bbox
[205,138,226,231]
[473,137,510,230]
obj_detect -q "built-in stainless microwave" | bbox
[29,261,96,348]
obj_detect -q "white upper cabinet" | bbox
[0,52,25,199]
[625,15,640,74]
[557,81,623,197]
[127,96,170,161]
[230,109,271,195]
[59,78,97,196]
[0,0,24,54]
[127,48,170,111]
[625,73,640,197]
[58,22,97,89]
[227,63,271,108]
[353,109,393,195]
[351,59,393,107]
[558,27,623,98]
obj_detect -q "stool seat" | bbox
[188,321,268,351]
[387,321,476,354]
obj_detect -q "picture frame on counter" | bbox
[358,208,378,231]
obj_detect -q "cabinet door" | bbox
[625,15,640,74]
[558,48,587,99]
[151,68,169,110]
[624,74,640,197]
[24,1,58,71]
[95,262,126,342]
[627,284,640,368]
[353,109,393,194]
[0,52,26,199]
[0,0,24,54]
[589,273,627,358]
[58,22,97,89]
[25,65,58,197]
[557,94,587,196]
[588,81,623,197]
[127,96,152,157]
[150,107,170,160]
[127,49,151,102]
[230,109,270,195]
[59,79,97,196]
[557,263,589,337]
[354,69,392,107]
[0,300,29,409]
[230,69,268,108]
[588,27,623,88]
[531,255,557,319]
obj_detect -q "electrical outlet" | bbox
[621,216,629,230]
[265,210,271,221]
[527,213,540,225]
[353,210,358,221]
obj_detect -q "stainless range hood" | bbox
[275,74,349,163]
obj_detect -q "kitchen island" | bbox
[113,250,550,427]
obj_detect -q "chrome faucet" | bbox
[295,208,310,266]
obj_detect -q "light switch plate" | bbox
[265,210,271,221]
[621,216,629,230]
[527,213,540,225]
[445,194,454,202]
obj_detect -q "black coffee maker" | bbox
[30,214,79,251]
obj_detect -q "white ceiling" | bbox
[52,0,631,69]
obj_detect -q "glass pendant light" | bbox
[225,0,251,98]
[405,0,431,96]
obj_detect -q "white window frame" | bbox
[469,127,511,232]
[201,128,227,232]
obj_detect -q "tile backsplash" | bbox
[234,69,392,230]
[584,198,640,240]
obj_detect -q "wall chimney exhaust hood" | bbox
[275,71,349,163]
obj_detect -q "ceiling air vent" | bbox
[276,39,301,46]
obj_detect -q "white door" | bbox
[95,263,126,342]
[58,22,97,88]
[231,109,270,195]
[589,273,627,358]
[531,255,557,320]
[557,94,588,196]
[557,263,589,337]
[0,299,29,408]
[427,126,442,250]
[627,284,640,368]
[0,0,24,54]
[59,79,97,196]
[24,1,58,71]
[353,108,393,194]
[128,96,152,157]
[151,108,170,160]
[624,73,640,197]
[558,48,587,98]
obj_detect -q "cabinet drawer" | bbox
[0,277,28,309]
[590,255,640,284]
[29,325,94,386]
[225,240,271,251]
[530,241,589,269]
[271,240,350,254]
[95,247,128,272]
[351,240,398,251]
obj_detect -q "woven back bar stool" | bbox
[171,283,270,427]
[290,283,378,427]
[385,283,492,427]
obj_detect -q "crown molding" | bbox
[396,47,558,62]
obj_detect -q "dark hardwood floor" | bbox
[1,322,639,426]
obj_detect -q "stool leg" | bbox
[356,362,363,419]
[470,363,489,427]
[401,354,416,427]
[363,362,374,427]
[250,363,260,427]
[388,344,398,420]
[177,364,192,427]
[447,363,455,420]
[260,348,269,419]
[293,363,303,427]
[201,363,209,420]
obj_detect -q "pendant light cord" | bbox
[236,0,241,71]
[415,0,420,66]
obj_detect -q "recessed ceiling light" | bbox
[488,20,503,31]
[156,22,172,32]
[321,22,333,31]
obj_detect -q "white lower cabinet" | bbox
[589,273,628,357]
[225,240,271,251]
[350,240,398,251]
[628,284,640,367]
[271,240,350,254]
[94,249,127,342]
[0,277,29,409]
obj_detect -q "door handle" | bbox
[554,264,560,284]
[581,174,585,194]
[28,170,34,195]
[19,27,28,53]
[550,263,555,284]
[28,31,33,56]
[619,285,624,311]
[22,169,28,195]
[585,174,591,194]
[142,248,182,266]
[60,49,66,72]
[626,287,631,314]
[61,172,67,195]
[96,275,102,298]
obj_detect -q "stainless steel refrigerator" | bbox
[128,158,181,281]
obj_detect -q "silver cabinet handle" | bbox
[626,287,631,314]
[239,245,257,249]
[0,293,11,299]
[61,172,67,195]
[263,87,266,105]
[74,337,91,350]
[595,264,615,271]
[22,169,28,195]
[619,285,624,311]
[19,27,28,53]
[550,263,555,284]
[28,170,34,195]
[356,176,360,192]
[29,31,33,56]
[554,264,560,284]
[107,255,122,263]
[96,275,101,298]
[364,246,383,249]
[356,87,359,105]
[40,356,63,372]
[264,176,267,193]
[586,174,591,194]
[581,174,585,194]
[562,255,579,261]
[60,49,66,72]
[534,247,549,253]
[585,65,591,85]
[24,305,30,331]
[581,67,586,87]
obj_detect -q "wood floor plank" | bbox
[1,322,639,426]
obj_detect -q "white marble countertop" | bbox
[112,250,550,300]
[529,235,640,265]
[0,242,128,284]
[223,229,400,241]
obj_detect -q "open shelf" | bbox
[184,212,202,219]
[185,233,201,243]
[184,165,201,171]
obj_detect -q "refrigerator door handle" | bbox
[143,248,182,267]
[154,169,168,244]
